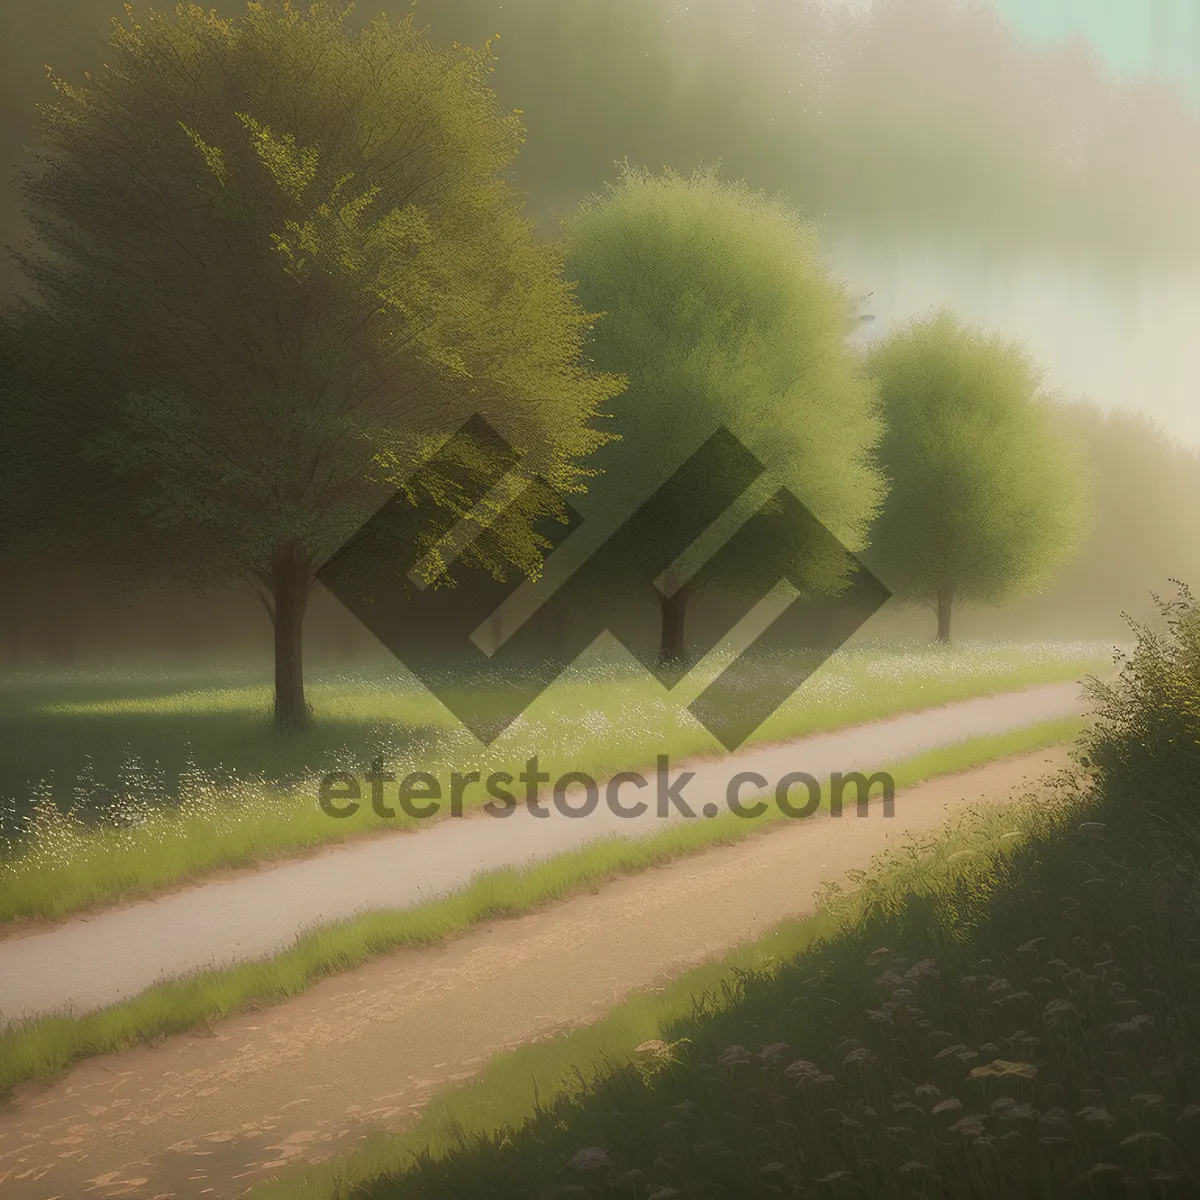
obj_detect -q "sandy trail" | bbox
[0,682,1082,1021]
[0,746,1070,1199]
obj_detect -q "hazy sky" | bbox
[834,235,1200,448]
[731,0,1200,446]
[848,0,1200,447]
[2,0,1198,447]
[995,0,1200,96]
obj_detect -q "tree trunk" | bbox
[271,543,314,733]
[936,587,954,644]
[658,575,691,667]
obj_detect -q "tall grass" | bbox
[252,757,1200,1200]
[1083,581,1200,806]
[0,639,1107,922]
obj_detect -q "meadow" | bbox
[0,638,1109,922]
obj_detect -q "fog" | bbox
[834,237,1200,446]
[833,0,1200,443]
[4,2,1198,450]
[2,0,1199,666]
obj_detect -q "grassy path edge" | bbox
[0,715,1081,1103]
[0,662,1102,925]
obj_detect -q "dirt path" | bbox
[0,682,1082,1021]
[0,746,1070,1199]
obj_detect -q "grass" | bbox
[0,638,1109,922]
[0,715,1080,1101]
[246,732,1200,1200]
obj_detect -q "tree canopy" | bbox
[562,165,886,664]
[865,309,1090,640]
[12,0,620,727]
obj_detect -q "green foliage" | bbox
[866,310,1090,636]
[1083,582,1200,804]
[561,164,885,642]
[15,0,619,594]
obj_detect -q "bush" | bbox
[1082,581,1200,807]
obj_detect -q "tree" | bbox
[0,328,21,670]
[1022,400,1200,635]
[865,309,1089,642]
[12,1,619,729]
[562,165,886,665]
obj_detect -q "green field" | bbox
[0,638,1109,922]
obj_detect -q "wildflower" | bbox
[785,1059,822,1080]
[567,1146,612,1171]
[635,1039,669,1056]
[717,1045,750,1067]
[949,1115,987,1137]
[1042,998,1078,1026]
[969,1060,1038,1080]
[843,1046,877,1067]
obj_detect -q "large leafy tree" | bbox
[0,311,59,672]
[865,310,1090,641]
[562,165,886,665]
[13,1,619,729]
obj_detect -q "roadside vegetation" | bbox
[247,589,1200,1200]
[0,716,1078,1102]
[0,640,1105,923]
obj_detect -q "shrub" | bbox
[1082,581,1200,807]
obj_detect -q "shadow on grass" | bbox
[0,696,446,833]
